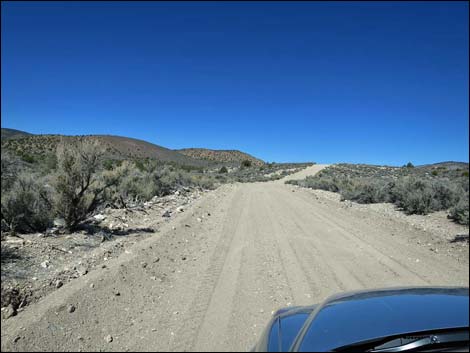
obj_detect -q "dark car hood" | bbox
[291,286,469,351]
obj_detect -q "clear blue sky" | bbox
[2,1,468,165]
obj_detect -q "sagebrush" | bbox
[287,164,469,225]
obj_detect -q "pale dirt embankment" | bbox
[1,164,468,352]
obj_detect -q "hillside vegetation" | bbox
[286,163,469,225]
[1,134,208,167]
[1,128,32,141]
[1,132,312,234]
[178,148,265,166]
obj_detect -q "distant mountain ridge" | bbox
[0,128,266,167]
[2,128,466,168]
[418,161,469,170]
[1,130,208,166]
[1,128,32,140]
[178,148,265,166]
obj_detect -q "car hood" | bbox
[290,286,469,351]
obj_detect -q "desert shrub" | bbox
[54,141,124,230]
[219,166,228,173]
[177,163,204,173]
[288,175,349,193]
[340,179,390,204]
[103,161,146,206]
[397,189,434,214]
[449,197,469,225]
[20,153,35,164]
[156,167,189,194]
[1,173,53,233]
[113,164,155,203]
[230,162,311,183]
[430,181,461,210]
[134,159,146,172]
[191,175,216,190]
[391,178,461,214]
[111,160,218,204]
[302,175,343,192]
[1,151,22,192]
[289,165,468,217]
[405,162,414,168]
[215,174,227,181]
[241,160,252,168]
[103,159,115,171]
[42,154,58,171]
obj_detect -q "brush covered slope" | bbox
[1,132,208,167]
[1,128,32,141]
[177,148,265,166]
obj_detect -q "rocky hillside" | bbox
[177,148,265,166]
[1,131,208,167]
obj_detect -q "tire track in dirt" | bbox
[259,187,313,304]
[275,186,429,288]
[268,185,365,292]
[263,188,346,298]
[288,186,467,285]
[223,185,300,351]
[173,186,248,351]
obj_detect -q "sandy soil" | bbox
[1,164,468,352]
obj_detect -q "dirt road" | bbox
[2,165,468,352]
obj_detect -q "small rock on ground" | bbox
[1,304,17,320]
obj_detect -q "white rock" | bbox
[93,214,106,221]
[53,218,66,227]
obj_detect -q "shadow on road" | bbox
[450,234,469,244]
[1,244,23,264]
